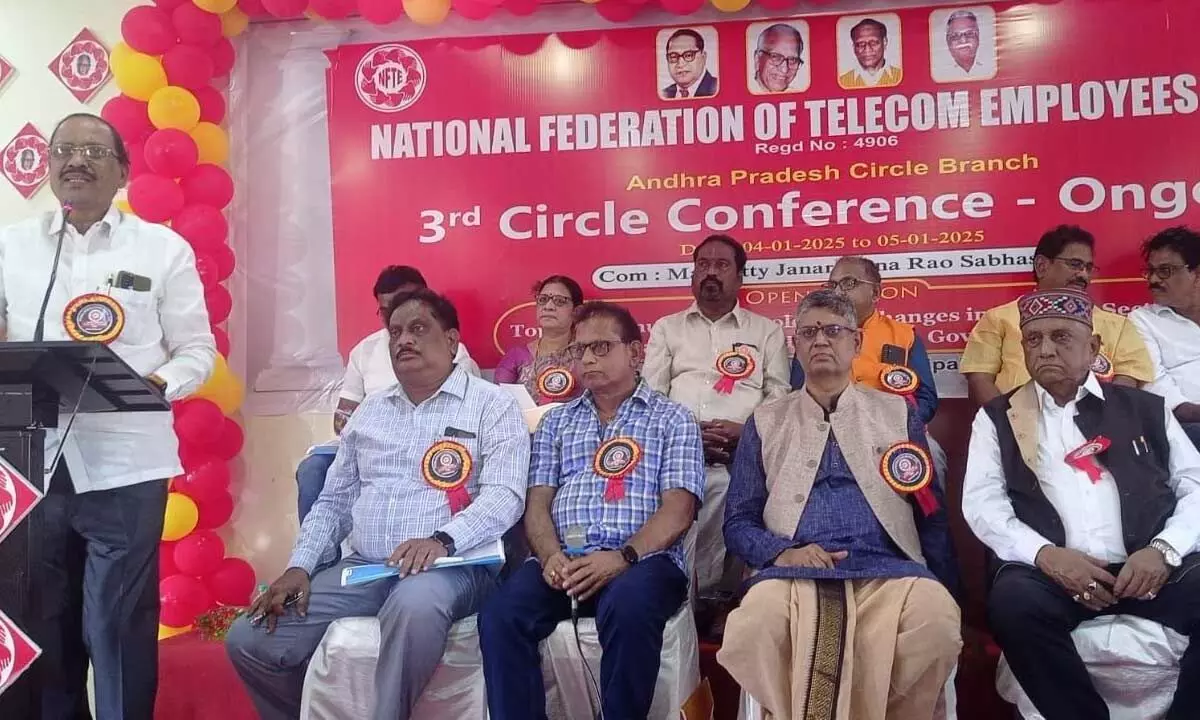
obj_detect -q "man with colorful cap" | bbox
[961,225,1153,405]
[226,289,529,720]
[718,290,960,720]
[963,287,1200,720]
[479,301,705,720]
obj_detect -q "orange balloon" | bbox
[192,354,244,416]
[148,86,201,131]
[220,7,250,37]
[403,0,451,25]
[190,122,229,165]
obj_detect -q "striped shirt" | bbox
[289,367,530,574]
[530,380,706,571]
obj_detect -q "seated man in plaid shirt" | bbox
[479,301,707,720]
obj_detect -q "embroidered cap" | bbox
[1017,289,1093,329]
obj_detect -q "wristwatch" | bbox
[431,531,457,557]
[1150,539,1181,568]
[619,545,639,566]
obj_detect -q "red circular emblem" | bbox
[63,293,125,344]
[1091,352,1114,380]
[593,437,642,478]
[355,44,427,113]
[422,441,472,490]
[56,39,110,94]
[880,365,919,395]
[536,367,575,400]
[879,442,933,495]
[2,133,49,190]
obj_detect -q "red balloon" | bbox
[174,530,226,576]
[212,325,231,356]
[128,175,185,223]
[180,164,233,209]
[210,243,236,281]
[175,461,232,502]
[358,0,403,24]
[160,540,179,578]
[501,0,538,16]
[238,0,269,15]
[102,96,154,145]
[215,419,244,461]
[659,0,703,13]
[174,398,225,445]
[196,252,218,290]
[122,6,178,55]
[754,0,793,8]
[127,141,150,179]
[205,284,233,324]
[144,129,199,178]
[207,557,256,606]
[558,32,602,50]
[195,490,235,530]
[501,34,545,55]
[452,0,494,20]
[179,440,214,472]
[153,0,190,9]
[172,3,223,47]
[210,38,236,78]
[263,0,309,17]
[310,0,355,18]
[595,0,638,22]
[160,573,210,628]
[173,204,228,250]
[193,86,227,124]
[163,45,215,90]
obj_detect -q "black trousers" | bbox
[35,464,168,720]
[988,561,1199,720]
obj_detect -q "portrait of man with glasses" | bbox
[930,6,997,83]
[658,27,719,100]
[746,21,810,95]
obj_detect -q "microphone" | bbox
[33,203,72,342]
[563,525,587,616]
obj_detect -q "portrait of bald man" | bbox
[747,21,810,95]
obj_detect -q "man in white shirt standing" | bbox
[963,288,1200,720]
[1129,226,1200,448]
[0,114,216,719]
[296,265,481,520]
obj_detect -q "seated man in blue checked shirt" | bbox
[478,301,706,720]
[226,289,530,720]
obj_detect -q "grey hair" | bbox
[796,289,858,327]
[756,23,804,54]
[946,10,978,26]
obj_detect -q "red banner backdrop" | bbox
[326,0,1200,379]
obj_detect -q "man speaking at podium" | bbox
[0,114,216,719]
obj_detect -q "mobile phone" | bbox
[114,271,152,292]
[880,344,907,365]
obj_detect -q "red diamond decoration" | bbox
[0,609,42,696]
[0,55,14,96]
[48,28,111,103]
[0,123,50,200]
[0,455,43,546]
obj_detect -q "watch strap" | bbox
[1151,539,1181,567]
[619,545,639,565]
[431,531,457,557]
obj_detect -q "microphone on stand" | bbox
[33,203,72,342]
[563,525,587,617]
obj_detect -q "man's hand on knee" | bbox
[249,568,311,633]
[1034,546,1117,611]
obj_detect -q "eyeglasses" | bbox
[821,277,875,292]
[947,30,979,43]
[1143,264,1193,281]
[758,51,803,69]
[1053,257,1097,273]
[536,294,573,309]
[566,340,625,360]
[50,143,119,162]
[666,50,700,64]
[795,324,855,342]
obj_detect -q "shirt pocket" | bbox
[107,287,160,348]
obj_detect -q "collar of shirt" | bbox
[1033,372,1105,413]
[685,301,746,328]
[570,377,655,417]
[858,63,892,81]
[678,74,702,95]
[48,204,122,239]
[386,365,469,407]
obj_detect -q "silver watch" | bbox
[1150,539,1182,568]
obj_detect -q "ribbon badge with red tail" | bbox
[63,293,125,344]
[713,348,756,394]
[1065,436,1111,483]
[880,442,939,516]
[536,366,575,401]
[594,437,642,503]
[879,365,919,406]
[1091,352,1115,381]
[422,441,474,514]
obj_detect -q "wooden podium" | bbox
[0,341,169,717]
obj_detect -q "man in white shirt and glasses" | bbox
[0,113,216,719]
[1130,226,1200,448]
[963,288,1200,720]
[752,24,805,93]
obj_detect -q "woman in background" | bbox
[495,275,584,404]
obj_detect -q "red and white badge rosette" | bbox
[536,366,575,402]
[422,441,473,513]
[594,437,642,503]
[63,293,125,344]
[1065,436,1111,483]
[880,441,938,516]
[1091,352,1115,382]
[879,365,919,407]
[712,349,755,394]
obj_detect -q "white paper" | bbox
[499,383,538,411]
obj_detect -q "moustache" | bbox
[1149,284,1165,292]
[700,278,722,289]
[60,168,94,180]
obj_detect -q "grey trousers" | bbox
[226,557,497,720]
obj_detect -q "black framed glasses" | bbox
[795,324,855,342]
[666,50,700,64]
[758,51,803,69]
[1053,257,1097,273]
[50,143,118,162]
[536,294,573,309]
[1143,264,1192,281]
[566,340,625,360]
[821,277,875,292]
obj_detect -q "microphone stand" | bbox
[33,204,72,342]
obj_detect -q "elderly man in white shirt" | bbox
[963,288,1200,720]
[296,264,481,521]
[0,113,215,719]
[1130,226,1200,449]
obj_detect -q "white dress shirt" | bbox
[339,327,481,403]
[1129,304,1200,411]
[0,207,216,492]
[964,373,1200,565]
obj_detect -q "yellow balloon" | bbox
[162,492,199,541]
[113,51,167,102]
[220,7,250,37]
[710,0,749,10]
[111,42,137,72]
[193,354,244,416]
[148,86,201,131]
[116,198,133,214]
[194,0,238,12]
[159,624,193,641]
[190,122,229,165]
[403,0,451,26]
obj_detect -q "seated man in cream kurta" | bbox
[717,290,961,720]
